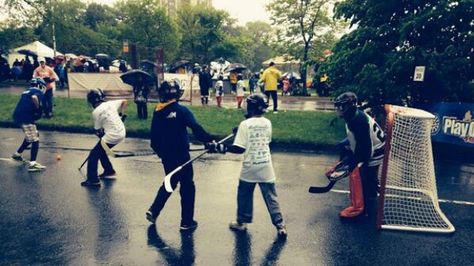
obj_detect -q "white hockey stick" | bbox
[164,133,234,192]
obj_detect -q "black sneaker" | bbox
[11,153,24,162]
[146,211,156,224]
[81,179,101,187]
[180,220,198,231]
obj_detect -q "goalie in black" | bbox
[325,92,385,218]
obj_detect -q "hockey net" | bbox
[376,105,455,233]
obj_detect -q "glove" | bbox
[43,77,52,83]
[205,142,227,154]
[119,113,127,122]
[232,127,238,134]
[95,128,105,138]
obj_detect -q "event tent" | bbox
[8,41,62,65]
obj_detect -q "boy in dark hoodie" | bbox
[147,80,215,231]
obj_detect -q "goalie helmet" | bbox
[245,94,268,118]
[87,88,105,106]
[158,80,183,102]
[334,92,357,117]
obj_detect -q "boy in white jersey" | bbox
[207,94,287,239]
[333,92,385,218]
[81,88,128,187]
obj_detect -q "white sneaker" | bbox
[28,162,46,172]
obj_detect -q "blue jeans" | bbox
[236,180,284,227]
[42,89,53,116]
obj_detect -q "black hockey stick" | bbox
[308,180,336,194]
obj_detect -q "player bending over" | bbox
[11,78,47,171]
[146,80,215,231]
[332,92,385,218]
[81,89,127,187]
[207,94,287,239]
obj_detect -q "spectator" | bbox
[199,65,213,105]
[54,62,66,89]
[133,76,150,120]
[236,74,246,109]
[249,72,259,95]
[33,58,58,118]
[229,71,238,95]
[119,60,128,73]
[260,62,281,113]
[215,75,224,108]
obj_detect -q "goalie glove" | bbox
[325,156,355,182]
[205,142,227,154]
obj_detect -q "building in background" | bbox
[160,0,212,16]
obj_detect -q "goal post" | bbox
[376,105,455,233]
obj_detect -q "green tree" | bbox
[116,0,180,62]
[239,21,276,72]
[322,0,474,106]
[267,0,340,94]
[0,22,37,55]
[176,6,235,63]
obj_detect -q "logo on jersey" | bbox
[442,111,474,143]
[166,112,177,119]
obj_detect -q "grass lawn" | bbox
[0,94,346,151]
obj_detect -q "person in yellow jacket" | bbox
[260,62,281,113]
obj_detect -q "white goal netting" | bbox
[377,105,455,233]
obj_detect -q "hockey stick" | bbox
[308,180,336,193]
[164,133,234,193]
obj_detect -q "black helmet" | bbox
[246,94,268,118]
[158,80,183,102]
[87,88,105,106]
[30,77,46,88]
[334,92,357,117]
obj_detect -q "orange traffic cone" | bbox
[339,167,365,218]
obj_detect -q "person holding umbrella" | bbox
[120,70,153,119]
[33,57,58,118]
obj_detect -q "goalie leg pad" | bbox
[340,167,365,218]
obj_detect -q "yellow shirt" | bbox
[260,66,281,91]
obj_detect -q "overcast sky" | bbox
[212,0,271,25]
[0,0,272,25]
[97,0,271,25]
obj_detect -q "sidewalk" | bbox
[0,84,335,112]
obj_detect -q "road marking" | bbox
[330,189,474,206]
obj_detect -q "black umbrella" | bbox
[225,63,247,73]
[282,71,301,80]
[170,60,190,71]
[95,53,109,59]
[140,60,157,67]
[17,49,38,57]
[120,69,153,86]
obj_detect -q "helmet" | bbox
[158,80,183,102]
[245,94,268,118]
[237,73,243,80]
[30,78,46,88]
[87,88,105,106]
[334,92,357,117]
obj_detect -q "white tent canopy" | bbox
[8,41,62,66]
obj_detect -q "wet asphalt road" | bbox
[0,128,473,266]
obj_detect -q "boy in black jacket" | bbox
[147,80,215,231]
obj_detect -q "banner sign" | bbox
[424,102,474,148]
